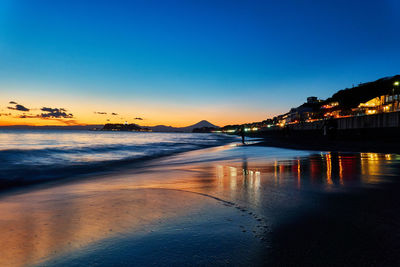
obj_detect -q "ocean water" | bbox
[1,130,400,266]
[0,130,238,187]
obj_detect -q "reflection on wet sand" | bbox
[0,148,398,266]
[170,151,400,212]
[208,152,397,193]
[0,187,216,267]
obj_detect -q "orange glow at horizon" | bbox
[0,114,276,127]
[0,103,281,127]
[0,86,286,127]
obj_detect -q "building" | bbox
[307,96,319,104]
[286,97,323,123]
[354,93,400,115]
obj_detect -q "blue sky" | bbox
[0,0,399,126]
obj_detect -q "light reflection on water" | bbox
[0,145,399,266]
[164,150,400,211]
[211,152,399,191]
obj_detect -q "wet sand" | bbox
[1,144,400,266]
[1,187,262,266]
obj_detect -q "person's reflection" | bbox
[241,156,261,205]
[242,156,249,188]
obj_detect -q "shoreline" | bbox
[248,136,400,154]
[0,140,237,194]
[1,141,400,265]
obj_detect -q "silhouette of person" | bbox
[240,125,245,144]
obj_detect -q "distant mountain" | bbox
[146,120,219,132]
[180,120,219,132]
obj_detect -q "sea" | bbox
[1,129,400,266]
[0,130,238,187]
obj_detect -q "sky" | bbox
[0,0,399,127]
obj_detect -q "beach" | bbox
[2,0,399,265]
[0,137,400,266]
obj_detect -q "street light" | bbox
[393,81,399,111]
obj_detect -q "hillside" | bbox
[325,75,400,109]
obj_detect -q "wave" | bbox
[0,132,238,189]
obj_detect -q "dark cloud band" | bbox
[8,104,30,112]
[40,107,73,118]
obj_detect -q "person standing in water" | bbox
[240,125,245,144]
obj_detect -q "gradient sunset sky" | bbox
[0,0,399,126]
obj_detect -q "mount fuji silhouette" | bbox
[147,120,219,132]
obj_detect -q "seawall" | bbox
[250,111,400,142]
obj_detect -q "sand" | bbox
[0,144,400,266]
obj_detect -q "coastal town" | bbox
[221,75,400,135]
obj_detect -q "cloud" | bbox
[10,105,77,125]
[111,113,118,116]
[39,107,73,118]
[16,114,38,119]
[53,119,80,125]
[17,114,79,125]
[94,111,107,115]
[8,104,30,112]
[9,101,17,104]
[0,113,11,117]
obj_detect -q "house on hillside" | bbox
[287,97,323,123]
[353,92,400,115]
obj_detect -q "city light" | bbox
[222,78,400,133]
